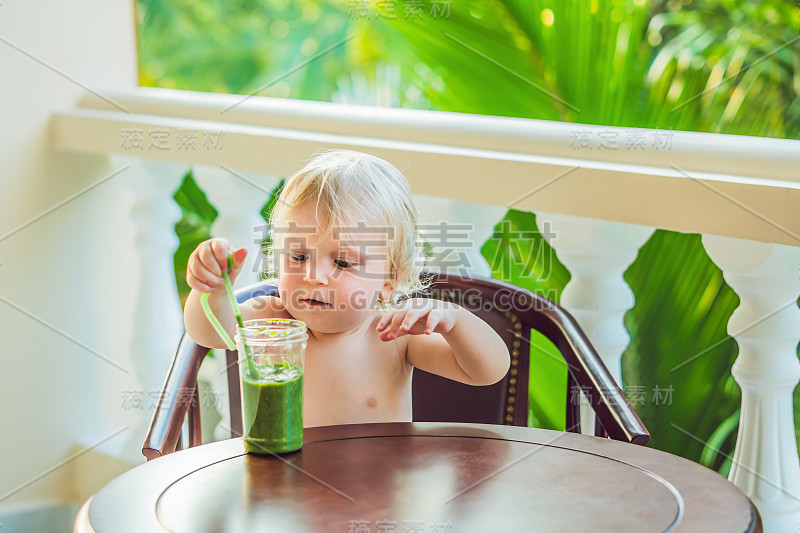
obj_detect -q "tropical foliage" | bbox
[136,0,800,473]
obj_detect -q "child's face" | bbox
[274,203,395,334]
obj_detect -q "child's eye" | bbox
[334,259,353,269]
[289,253,308,262]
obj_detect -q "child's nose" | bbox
[303,260,332,285]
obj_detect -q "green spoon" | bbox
[200,253,258,377]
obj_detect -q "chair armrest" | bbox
[538,303,650,445]
[420,271,649,444]
[141,282,277,461]
[142,333,209,460]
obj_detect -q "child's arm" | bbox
[376,298,510,386]
[183,238,277,349]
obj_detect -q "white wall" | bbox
[0,0,154,509]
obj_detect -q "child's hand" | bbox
[187,238,248,293]
[376,298,460,341]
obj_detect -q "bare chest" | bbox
[302,333,412,427]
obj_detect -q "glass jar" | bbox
[235,319,307,454]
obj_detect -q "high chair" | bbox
[143,271,649,460]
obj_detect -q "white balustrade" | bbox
[703,235,800,532]
[192,165,280,286]
[124,158,187,454]
[413,195,507,277]
[537,212,655,434]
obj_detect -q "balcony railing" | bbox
[54,87,800,532]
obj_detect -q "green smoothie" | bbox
[242,363,304,454]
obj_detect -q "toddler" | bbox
[184,149,510,428]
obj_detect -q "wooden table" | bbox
[76,423,760,532]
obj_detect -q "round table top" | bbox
[82,423,760,533]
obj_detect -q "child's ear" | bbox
[380,266,398,302]
[380,281,394,302]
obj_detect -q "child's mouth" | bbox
[302,299,331,308]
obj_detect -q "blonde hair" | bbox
[266,149,430,306]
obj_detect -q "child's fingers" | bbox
[381,309,414,339]
[187,278,216,293]
[378,311,406,341]
[376,310,398,331]
[188,259,223,290]
[209,239,231,272]
[397,308,423,334]
[424,309,440,335]
[388,310,409,332]
[187,266,219,293]
[197,243,223,277]
[186,264,215,292]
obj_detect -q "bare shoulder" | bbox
[240,295,292,321]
